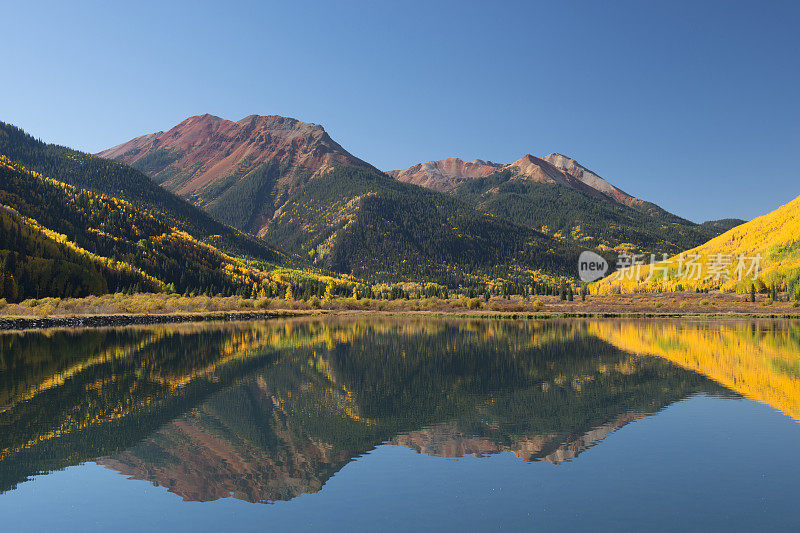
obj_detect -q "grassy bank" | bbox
[0,290,798,319]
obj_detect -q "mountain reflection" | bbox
[3,318,795,504]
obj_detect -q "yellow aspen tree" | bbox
[323,282,336,301]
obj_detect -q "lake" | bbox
[1,318,799,531]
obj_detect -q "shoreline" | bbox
[0,310,310,331]
[1,308,799,332]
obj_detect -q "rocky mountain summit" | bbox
[98,114,373,233]
[390,152,645,210]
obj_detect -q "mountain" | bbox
[390,153,644,205]
[95,113,734,283]
[0,121,283,265]
[700,218,746,232]
[392,153,726,255]
[594,194,800,294]
[260,165,587,285]
[387,158,504,192]
[99,115,592,286]
[540,153,648,210]
[98,114,374,234]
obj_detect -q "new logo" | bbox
[578,251,608,282]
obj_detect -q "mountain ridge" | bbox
[389,152,647,209]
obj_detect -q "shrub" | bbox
[532,299,544,310]
[340,298,361,310]
[467,298,482,310]
[35,301,58,316]
[309,296,322,309]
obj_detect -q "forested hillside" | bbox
[262,166,589,286]
[0,157,283,300]
[594,194,800,296]
[0,205,160,300]
[0,122,283,264]
[451,169,725,256]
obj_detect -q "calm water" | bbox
[1,318,799,531]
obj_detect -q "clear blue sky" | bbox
[2,0,797,222]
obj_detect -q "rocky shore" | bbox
[0,310,307,331]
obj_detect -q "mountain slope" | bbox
[0,156,281,299]
[392,153,725,255]
[0,121,283,265]
[97,114,374,234]
[594,194,800,294]
[540,153,648,210]
[261,166,587,285]
[0,203,158,300]
[452,169,721,255]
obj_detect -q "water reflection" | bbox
[1,318,796,504]
[591,320,800,421]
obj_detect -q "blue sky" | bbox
[2,0,797,222]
